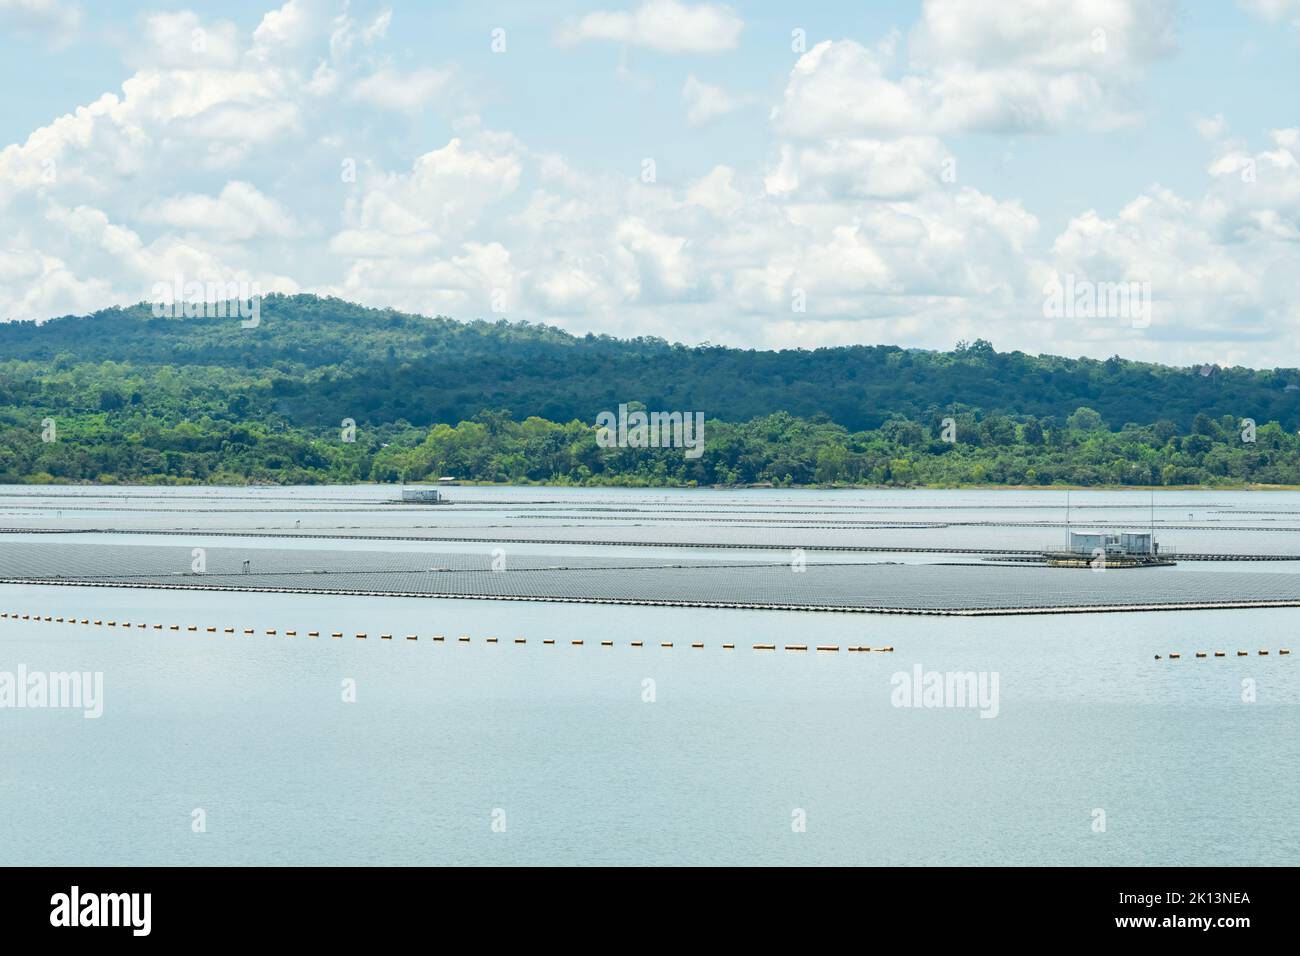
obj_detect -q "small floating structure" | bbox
[1044,531,1174,568]
[396,486,451,504]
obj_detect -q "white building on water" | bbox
[400,487,444,503]
[1069,531,1155,556]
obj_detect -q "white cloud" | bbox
[362,7,392,44]
[313,114,1044,350]
[764,138,950,201]
[0,0,80,46]
[771,41,931,138]
[558,0,742,54]
[911,0,1175,73]
[348,66,457,112]
[681,75,745,125]
[1239,0,1300,24]
[1195,113,1227,140]
[142,181,299,240]
[1042,130,1300,365]
[774,1,1175,137]
[250,0,317,62]
[131,11,242,68]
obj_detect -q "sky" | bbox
[0,0,1298,367]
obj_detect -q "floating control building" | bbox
[1044,530,1173,568]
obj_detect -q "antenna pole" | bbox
[1064,489,1070,552]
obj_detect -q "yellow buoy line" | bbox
[0,612,892,653]
[1155,649,1289,660]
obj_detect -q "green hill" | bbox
[1,294,1297,486]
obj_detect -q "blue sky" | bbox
[1,0,1298,366]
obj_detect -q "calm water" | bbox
[2,486,1298,865]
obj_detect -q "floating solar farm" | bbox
[3,541,1300,615]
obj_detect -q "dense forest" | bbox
[1,294,1298,487]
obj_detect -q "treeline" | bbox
[3,294,1299,486]
[3,295,1299,433]
[2,406,1297,487]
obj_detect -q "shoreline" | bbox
[3,480,1299,492]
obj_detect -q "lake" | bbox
[2,485,1298,865]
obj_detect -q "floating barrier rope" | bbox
[1155,649,1289,659]
[0,612,892,653]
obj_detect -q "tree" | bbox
[1067,407,1106,432]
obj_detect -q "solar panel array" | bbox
[2,541,1297,612]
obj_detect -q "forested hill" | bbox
[3,295,1300,486]
[2,294,1296,433]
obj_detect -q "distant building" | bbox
[400,488,443,503]
[1069,531,1155,556]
